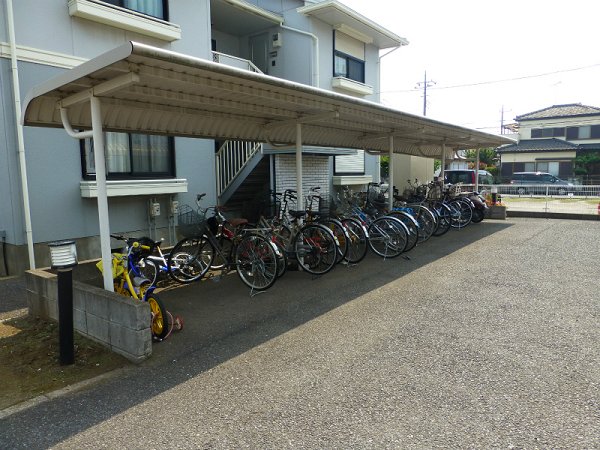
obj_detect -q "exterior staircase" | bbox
[221,155,270,223]
[213,53,269,222]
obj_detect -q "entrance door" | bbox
[249,33,269,74]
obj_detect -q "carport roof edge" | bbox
[22,41,514,158]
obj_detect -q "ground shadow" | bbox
[1,221,513,447]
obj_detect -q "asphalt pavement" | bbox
[1,218,599,449]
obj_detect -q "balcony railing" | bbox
[211,51,262,73]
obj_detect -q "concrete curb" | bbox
[0,367,131,420]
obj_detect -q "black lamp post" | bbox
[48,240,78,365]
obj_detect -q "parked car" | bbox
[509,172,572,195]
[442,169,494,185]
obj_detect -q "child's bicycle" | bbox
[97,234,183,341]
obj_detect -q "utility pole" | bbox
[416,70,436,116]
[500,105,512,134]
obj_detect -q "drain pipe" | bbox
[6,0,36,269]
[280,24,318,87]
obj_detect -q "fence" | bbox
[460,184,600,216]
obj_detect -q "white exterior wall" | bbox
[391,154,434,192]
[275,154,330,210]
[500,151,576,163]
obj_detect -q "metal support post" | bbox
[388,135,394,210]
[296,123,304,210]
[57,269,74,365]
[90,96,114,291]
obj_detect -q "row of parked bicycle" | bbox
[100,180,488,341]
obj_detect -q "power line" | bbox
[381,63,600,94]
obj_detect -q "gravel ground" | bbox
[1,218,598,449]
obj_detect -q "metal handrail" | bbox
[215,140,263,198]
[211,51,262,73]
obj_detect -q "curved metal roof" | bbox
[22,41,513,158]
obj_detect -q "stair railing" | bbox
[216,140,264,199]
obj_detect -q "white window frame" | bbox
[68,0,181,41]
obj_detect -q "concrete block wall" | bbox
[275,154,330,211]
[25,270,152,363]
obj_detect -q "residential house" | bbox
[0,0,407,275]
[497,103,600,183]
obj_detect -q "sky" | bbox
[341,0,600,134]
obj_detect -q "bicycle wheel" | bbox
[168,236,214,283]
[272,239,288,278]
[129,258,158,287]
[147,292,170,341]
[367,216,407,258]
[408,204,437,243]
[321,218,349,264]
[430,202,452,236]
[235,233,278,291]
[449,199,473,228]
[294,223,337,275]
[387,210,419,252]
[210,235,232,270]
[341,217,368,263]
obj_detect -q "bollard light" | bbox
[491,186,498,205]
[48,240,78,269]
[48,240,78,365]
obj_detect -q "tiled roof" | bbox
[578,143,600,151]
[497,138,579,153]
[516,103,600,121]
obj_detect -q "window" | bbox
[333,30,365,83]
[524,162,535,172]
[531,127,565,138]
[537,162,549,173]
[566,125,600,140]
[579,126,591,139]
[82,132,175,179]
[103,0,167,20]
[334,150,365,175]
[334,51,365,83]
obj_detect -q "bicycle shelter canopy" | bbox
[22,41,513,290]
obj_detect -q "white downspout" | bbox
[6,0,35,269]
[280,25,318,87]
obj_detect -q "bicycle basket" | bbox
[177,204,206,238]
[448,184,462,197]
[96,254,125,279]
[427,184,443,200]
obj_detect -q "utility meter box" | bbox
[170,200,179,215]
[150,202,161,217]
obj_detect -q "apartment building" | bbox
[0,0,408,274]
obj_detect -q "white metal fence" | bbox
[461,184,600,216]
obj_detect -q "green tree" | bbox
[573,151,600,175]
[380,155,389,178]
[464,148,497,166]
